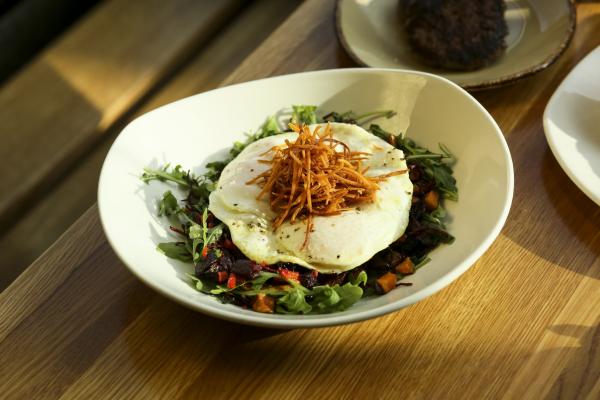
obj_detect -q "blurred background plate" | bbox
[544,45,600,206]
[336,0,576,90]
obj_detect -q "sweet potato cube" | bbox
[376,272,397,294]
[252,294,275,313]
[424,190,439,211]
[395,258,415,275]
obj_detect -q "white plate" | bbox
[544,46,600,206]
[336,0,575,90]
[98,69,514,328]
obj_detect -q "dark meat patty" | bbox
[400,0,508,71]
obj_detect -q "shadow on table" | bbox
[541,148,600,277]
[501,138,600,279]
[518,323,600,398]
[118,293,600,398]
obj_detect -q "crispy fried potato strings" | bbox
[247,123,406,248]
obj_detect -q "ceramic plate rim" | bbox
[543,46,600,206]
[334,0,577,91]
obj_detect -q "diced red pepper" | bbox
[279,268,300,282]
[217,271,228,283]
[227,273,237,289]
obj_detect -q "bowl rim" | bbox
[335,0,577,91]
[98,68,514,328]
[543,45,600,207]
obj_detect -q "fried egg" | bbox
[208,123,412,273]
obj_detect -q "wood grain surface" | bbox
[1,0,600,399]
[0,0,244,232]
[0,0,301,290]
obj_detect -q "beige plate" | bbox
[336,0,576,91]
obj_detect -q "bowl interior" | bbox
[98,69,513,328]
[337,0,574,89]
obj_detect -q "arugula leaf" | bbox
[349,270,368,286]
[321,109,395,126]
[322,111,357,124]
[310,286,341,310]
[276,286,312,314]
[367,123,392,142]
[204,161,228,182]
[331,284,364,310]
[186,273,216,293]
[142,164,188,186]
[262,115,279,134]
[397,136,458,201]
[367,124,458,201]
[210,281,248,295]
[189,181,215,207]
[142,164,215,211]
[181,208,225,264]
[423,206,447,228]
[292,105,317,125]
[309,282,364,313]
[187,273,203,291]
[413,256,431,270]
[188,223,202,240]
[206,224,224,246]
[201,208,224,248]
[250,272,279,291]
[157,242,192,262]
[158,190,180,217]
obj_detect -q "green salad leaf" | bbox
[366,123,458,201]
[158,190,180,217]
[276,285,313,314]
[157,242,192,262]
[291,105,317,125]
[141,164,188,186]
[250,271,280,291]
[349,270,368,286]
[310,282,363,313]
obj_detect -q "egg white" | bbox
[208,123,413,273]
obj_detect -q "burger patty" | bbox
[400,0,508,71]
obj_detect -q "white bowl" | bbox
[98,69,514,328]
[544,45,600,206]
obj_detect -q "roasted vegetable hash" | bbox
[141,105,457,314]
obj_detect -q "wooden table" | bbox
[1,1,600,398]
